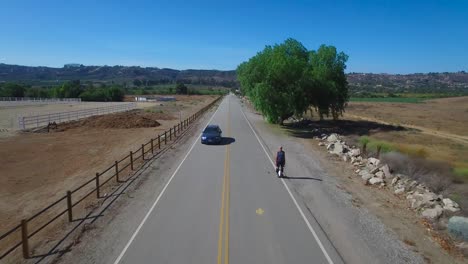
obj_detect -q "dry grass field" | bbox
[343,96,468,209]
[0,95,217,234]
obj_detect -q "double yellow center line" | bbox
[217,99,231,264]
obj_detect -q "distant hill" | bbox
[0,63,238,88]
[347,72,468,94]
[1,64,467,94]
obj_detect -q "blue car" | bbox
[201,125,222,144]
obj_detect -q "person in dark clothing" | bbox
[276,146,286,177]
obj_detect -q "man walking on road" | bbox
[276,146,286,177]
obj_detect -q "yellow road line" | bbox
[224,137,230,264]
[218,98,231,264]
[217,144,227,264]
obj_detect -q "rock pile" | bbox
[316,133,462,221]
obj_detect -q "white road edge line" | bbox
[113,99,224,264]
[240,105,335,264]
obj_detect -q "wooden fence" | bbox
[0,96,222,261]
[18,103,137,129]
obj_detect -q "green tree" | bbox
[175,83,188,94]
[0,83,26,97]
[237,39,349,123]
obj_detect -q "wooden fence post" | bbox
[141,144,145,160]
[67,191,73,222]
[21,220,29,259]
[158,135,161,149]
[151,138,154,154]
[96,173,100,198]
[169,128,172,141]
[164,131,167,144]
[130,151,134,170]
[115,161,119,182]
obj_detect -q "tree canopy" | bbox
[237,38,349,124]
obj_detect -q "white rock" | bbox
[342,155,349,162]
[349,148,361,157]
[355,169,361,174]
[318,142,325,146]
[375,171,384,178]
[327,134,338,142]
[351,157,356,163]
[381,164,393,179]
[443,198,460,212]
[391,177,399,186]
[395,187,405,195]
[443,198,460,208]
[422,205,443,220]
[331,143,344,155]
[369,177,384,185]
[368,157,380,166]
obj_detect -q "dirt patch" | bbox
[0,95,217,242]
[345,96,468,139]
[56,110,173,130]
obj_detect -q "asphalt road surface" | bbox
[114,95,342,264]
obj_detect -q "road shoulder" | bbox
[240,101,459,263]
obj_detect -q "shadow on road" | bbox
[282,176,323,181]
[208,137,236,146]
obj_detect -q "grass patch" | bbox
[359,136,428,158]
[350,97,425,103]
[454,167,468,181]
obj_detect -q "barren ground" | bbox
[0,95,217,236]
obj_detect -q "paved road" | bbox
[114,95,342,264]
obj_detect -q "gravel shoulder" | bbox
[241,101,465,264]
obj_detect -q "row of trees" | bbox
[237,38,349,124]
[0,81,125,101]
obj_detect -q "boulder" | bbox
[394,187,405,195]
[381,165,393,179]
[349,148,361,157]
[327,134,338,142]
[351,157,356,163]
[443,198,460,212]
[421,205,443,220]
[318,142,325,146]
[375,171,384,178]
[369,177,384,185]
[368,157,380,166]
[448,216,468,241]
[342,155,349,162]
[331,142,344,155]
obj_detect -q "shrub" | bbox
[381,152,453,193]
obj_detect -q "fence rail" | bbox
[0,97,81,107]
[18,103,137,130]
[0,96,222,261]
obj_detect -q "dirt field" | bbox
[0,95,217,236]
[345,96,468,139]
[340,96,468,215]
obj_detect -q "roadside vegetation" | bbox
[237,38,349,124]
[0,81,227,101]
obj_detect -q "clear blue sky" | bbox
[1,0,467,73]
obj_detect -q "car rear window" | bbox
[203,127,218,133]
